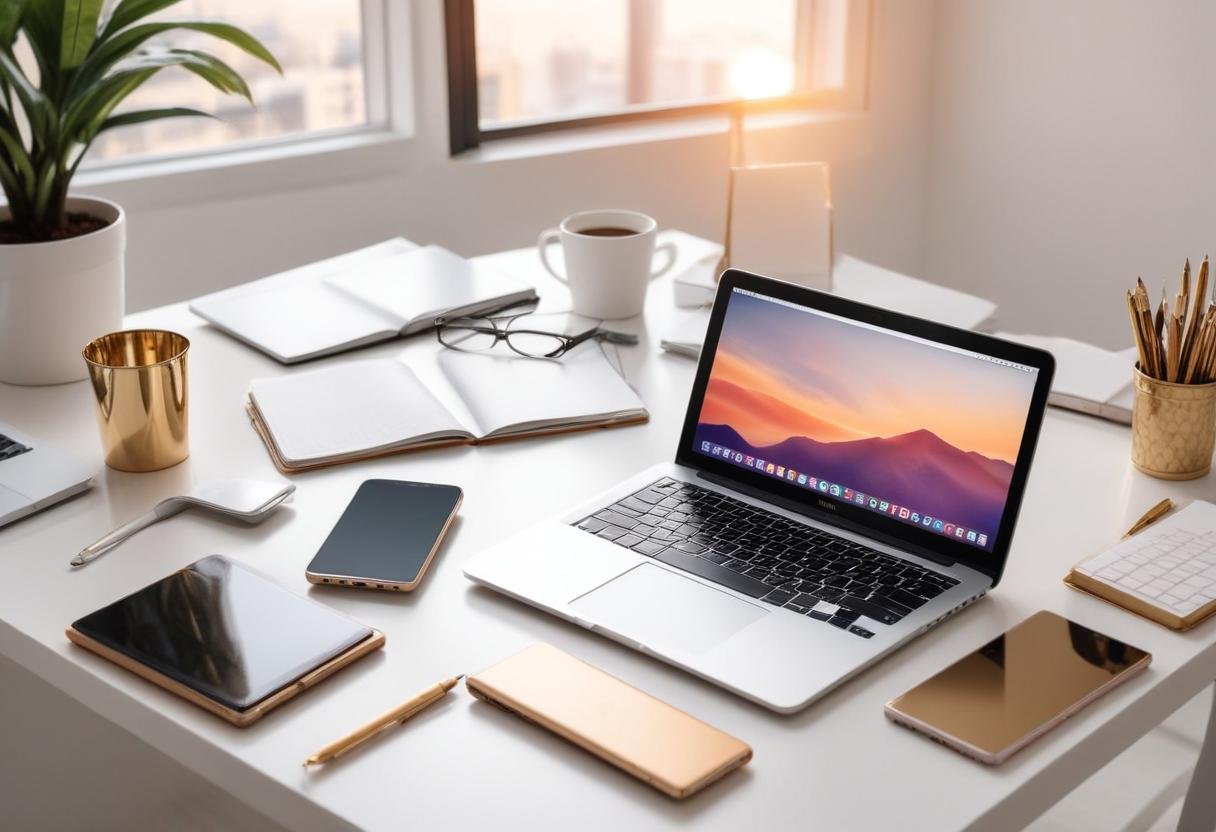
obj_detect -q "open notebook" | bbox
[996,334,1135,424]
[247,345,648,472]
[189,240,537,364]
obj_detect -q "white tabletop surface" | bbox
[2,233,1214,831]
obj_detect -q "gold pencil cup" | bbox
[1130,367,1216,480]
[82,330,190,472]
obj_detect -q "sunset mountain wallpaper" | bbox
[696,291,1040,542]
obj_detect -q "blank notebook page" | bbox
[325,245,531,325]
[437,344,646,438]
[249,359,467,463]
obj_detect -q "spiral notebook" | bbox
[247,345,648,472]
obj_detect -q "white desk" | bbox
[1,236,1214,831]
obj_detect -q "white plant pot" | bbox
[0,195,125,385]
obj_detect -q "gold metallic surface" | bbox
[1130,367,1216,480]
[82,329,190,472]
[885,611,1151,764]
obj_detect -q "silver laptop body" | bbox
[464,271,1053,712]
[0,420,93,528]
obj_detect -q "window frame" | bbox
[444,0,870,155]
[76,0,396,176]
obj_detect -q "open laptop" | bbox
[0,420,93,528]
[464,271,1054,712]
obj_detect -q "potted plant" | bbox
[0,0,279,385]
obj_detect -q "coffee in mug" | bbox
[578,227,640,237]
[537,209,677,319]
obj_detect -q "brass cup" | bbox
[82,329,190,472]
[1130,367,1216,480]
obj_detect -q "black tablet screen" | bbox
[71,556,372,712]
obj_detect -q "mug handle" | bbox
[651,240,678,279]
[537,228,566,284]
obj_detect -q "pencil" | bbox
[1183,256,1209,370]
[1156,284,1166,342]
[303,675,464,767]
[1123,498,1175,538]
[1168,313,1181,382]
[1143,294,1164,378]
[1199,306,1216,382]
[1128,291,1150,374]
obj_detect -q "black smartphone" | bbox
[306,480,463,592]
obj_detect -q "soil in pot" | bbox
[0,212,112,244]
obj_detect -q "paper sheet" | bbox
[437,342,646,438]
[249,359,469,464]
[996,333,1132,405]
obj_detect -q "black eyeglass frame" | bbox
[434,310,638,359]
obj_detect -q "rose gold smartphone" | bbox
[885,610,1151,764]
[467,643,752,799]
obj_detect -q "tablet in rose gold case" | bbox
[884,610,1150,764]
[467,643,752,798]
[67,555,386,727]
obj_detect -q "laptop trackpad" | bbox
[570,563,767,655]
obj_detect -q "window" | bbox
[84,0,377,166]
[445,0,867,153]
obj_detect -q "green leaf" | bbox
[80,20,279,85]
[32,158,55,218]
[171,49,252,101]
[66,47,248,141]
[62,66,154,141]
[0,0,25,47]
[21,0,63,79]
[98,0,184,40]
[67,47,251,141]
[0,124,35,185]
[97,105,212,134]
[61,0,104,68]
[0,49,52,139]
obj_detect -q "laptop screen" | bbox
[690,286,1041,554]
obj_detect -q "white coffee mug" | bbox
[537,209,677,319]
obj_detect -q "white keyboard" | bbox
[1078,508,1216,619]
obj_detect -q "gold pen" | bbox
[1123,498,1175,538]
[304,675,464,767]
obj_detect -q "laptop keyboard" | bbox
[575,477,960,639]
[0,434,32,461]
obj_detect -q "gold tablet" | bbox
[467,643,752,799]
[67,555,385,727]
[885,610,1150,764]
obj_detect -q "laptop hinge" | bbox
[696,471,957,568]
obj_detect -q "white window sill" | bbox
[73,128,413,211]
[456,108,867,164]
[64,107,864,211]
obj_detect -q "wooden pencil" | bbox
[1193,324,1213,384]
[1156,284,1166,342]
[1183,257,1210,370]
[1200,306,1216,382]
[1167,313,1182,382]
[1128,290,1150,375]
[1146,295,1165,378]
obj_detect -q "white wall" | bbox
[81,0,938,313]
[925,0,1216,349]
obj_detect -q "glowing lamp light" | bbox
[728,50,795,100]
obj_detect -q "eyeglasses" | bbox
[435,310,639,359]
